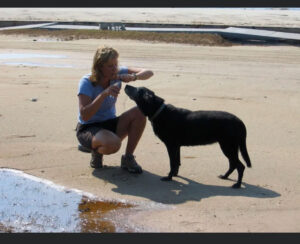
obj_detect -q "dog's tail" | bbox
[239,123,252,168]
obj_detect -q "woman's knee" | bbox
[95,138,121,155]
[92,130,121,154]
[105,137,121,154]
[132,107,146,123]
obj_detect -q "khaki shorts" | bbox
[76,117,119,150]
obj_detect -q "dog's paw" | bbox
[161,176,172,181]
[232,183,241,189]
[218,175,227,180]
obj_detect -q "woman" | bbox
[76,46,153,173]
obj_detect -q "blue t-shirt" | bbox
[77,66,128,124]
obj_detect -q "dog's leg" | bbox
[219,159,236,180]
[173,147,181,176]
[161,144,180,181]
[232,159,245,188]
[218,141,237,180]
[218,141,246,188]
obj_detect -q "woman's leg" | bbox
[88,107,146,171]
[92,129,121,155]
[114,107,146,174]
[116,106,146,155]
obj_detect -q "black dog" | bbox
[124,85,252,188]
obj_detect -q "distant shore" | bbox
[0,8,300,28]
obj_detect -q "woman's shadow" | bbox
[92,166,280,205]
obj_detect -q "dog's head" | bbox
[124,85,164,119]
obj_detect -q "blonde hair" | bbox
[90,46,119,85]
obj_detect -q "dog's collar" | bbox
[149,103,166,121]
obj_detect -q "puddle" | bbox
[0,168,145,233]
[4,62,73,68]
[0,54,66,59]
[0,53,73,68]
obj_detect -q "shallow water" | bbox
[4,62,73,68]
[0,53,73,68]
[0,53,66,59]
[0,169,136,233]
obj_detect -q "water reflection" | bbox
[78,196,133,233]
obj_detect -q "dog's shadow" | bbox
[92,167,280,205]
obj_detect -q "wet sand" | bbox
[0,9,300,232]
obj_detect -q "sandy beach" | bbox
[0,9,300,232]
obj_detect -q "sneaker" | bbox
[121,154,143,174]
[90,150,103,169]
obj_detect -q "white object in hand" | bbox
[109,81,122,99]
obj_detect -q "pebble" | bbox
[31,98,38,102]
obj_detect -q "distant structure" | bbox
[99,22,126,31]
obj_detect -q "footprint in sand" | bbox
[6,135,36,139]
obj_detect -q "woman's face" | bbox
[101,57,118,80]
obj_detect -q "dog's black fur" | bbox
[124,85,252,188]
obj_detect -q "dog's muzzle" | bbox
[124,85,138,99]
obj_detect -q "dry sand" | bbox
[0,9,300,232]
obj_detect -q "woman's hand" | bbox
[117,73,136,83]
[103,83,120,98]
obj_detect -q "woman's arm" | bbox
[117,67,153,83]
[79,84,120,122]
[128,67,154,81]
